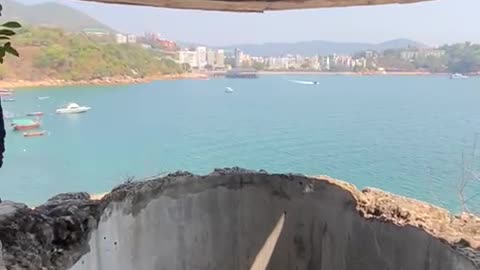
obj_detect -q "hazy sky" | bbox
[17,0,480,46]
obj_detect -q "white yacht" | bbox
[56,103,91,114]
[225,87,234,93]
[450,73,469,79]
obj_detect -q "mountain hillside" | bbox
[222,39,426,56]
[2,0,114,32]
[0,27,182,81]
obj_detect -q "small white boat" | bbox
[56,103,91,114]
[450,73,469,79]
[225,87,234,93]
[289,80,319,85]
[38,96,50,100]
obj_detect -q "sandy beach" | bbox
[0,73,208,89]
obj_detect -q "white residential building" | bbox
[215,49,225,67]
[115,33,127,44]
[127,34,137,44]
[206,50,216,66]
[320,56,330,70]
[178,50,198,68]
[196,47,207,69]
[234,48,242,68]
[401,49,445,60]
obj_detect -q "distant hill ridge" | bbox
[3,0,424,56]
[221,39,426,56]
[2,0,114,32]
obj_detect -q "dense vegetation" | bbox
[0,27,183,81]
[442,43,480,74]
[378,43,480,73]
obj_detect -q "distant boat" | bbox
[225,87,234,93]
[11,118,41,131]
[2,98,15,102]
[450,73,469,79]
[225,68,258,79]
[38,96,50,100]
[56,103,91,114]
[27,112,44,117]
[23,131,46,138]
[289,80,319,85]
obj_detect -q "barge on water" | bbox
[225,68,258,79]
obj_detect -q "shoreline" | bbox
[0,71,470,89]
[258,70,441,76]
[0,73,208,89]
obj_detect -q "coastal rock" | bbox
[0,169,479,270]
[45,193,91,205]
[0,201,27,222]
[0,196,103,270]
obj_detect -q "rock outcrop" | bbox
[0,169,479,270]
[0,194,104,270]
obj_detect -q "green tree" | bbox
[35,44,69,70]
[12,27,184,81]
[224,57,235,68]
[0,4,21,169]
[442,43,480,73]
[181,63,191,72]
[252,62,265,71]
[300,63,310,70]
[0,4,21,63]
[376,55,415,71]
[414,55,448,73]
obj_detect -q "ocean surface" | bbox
[1,75,480,209]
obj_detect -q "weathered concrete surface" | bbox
[0,169,479,270]
[79,0,434,12]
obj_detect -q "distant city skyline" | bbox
[15,0,480,46]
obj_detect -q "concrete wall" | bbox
[69,173,478,270]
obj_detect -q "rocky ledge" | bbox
[0,168,478,270]
[316,176,480,266]
[0,193,105,269]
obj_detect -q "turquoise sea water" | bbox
[1,75,479,208]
